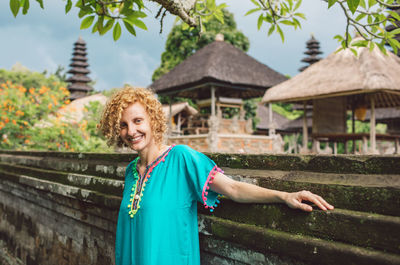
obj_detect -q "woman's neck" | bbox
[138,143,167,167]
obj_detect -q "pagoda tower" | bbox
[385,7,400,57]
[299,35,322,72]
[67,37,93,100]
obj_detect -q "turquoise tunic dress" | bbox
[115,145,222,265]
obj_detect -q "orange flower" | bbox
[65,142,69,149]
[64,100,70,105]
[15,110,24,116]
[23,121,28,125]
[18,86,27,93]
[48,103,52,110]
[19,126,23,129]
[12,120,16,125]
[39,86,47,94]
[29,88,35,94]
[24,139,30,144]
[4,118,9,123]
[60,129,65,135]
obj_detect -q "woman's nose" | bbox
[127,124,136,136]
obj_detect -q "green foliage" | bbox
[0,68,63,90]
[152,9,250,81]
[272,103,303,120]
[0,69,111,152]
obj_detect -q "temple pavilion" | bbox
[262,37,400,154]
[150,34,287,153]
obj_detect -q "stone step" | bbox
[199,215,400,265]
[0,153,131,180]
[0,169,121,210]
[0,178,118,235]
[0,162,124,196]
[200,200,400,255]
[225,167,400,217]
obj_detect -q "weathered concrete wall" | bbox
[0,150,399,265]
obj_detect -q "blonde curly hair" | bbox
[99,86,167,147]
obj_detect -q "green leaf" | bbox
[390,28,400,35]
[35,0,43,9]
[97,16,105,34]
[367,15,372,24]
[280,20,294,26]
[376,42,387,55]
[276,25,284,42]
[294,0,302,11]
[80,16,95,29]
[22,0,29,15]
[257,14,264,30]
[245,8,261,16]
[103,19,115,33]
[293,17,302,29]
[92,21,98,33]
[355,13,366,22]
[294,13,306,20]
[388,38,398,54]
[368,0,376,7]
[334,34,344,41]
[78,6,93,18]
[65,0,72,13]
[359,0,366,9]
[125,15,147,30]
[388,11,400,22]
[250,0,261,8]
[350,48,358,57]
[123,20,136,36]
[347,0,360,14]
[369,41,375,52]
[113,22,122,41]
[10,0,21,17]
[268,25,275,36]
[328,0,338,8]
[351,39,368,47]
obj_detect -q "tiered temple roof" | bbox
[67,37,93,100]
[299,35,322,72]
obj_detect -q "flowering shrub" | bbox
[0,70,111,152]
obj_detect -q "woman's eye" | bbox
[135,119,142,123]
[120,123,127,128]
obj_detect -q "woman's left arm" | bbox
[209,172,334,212]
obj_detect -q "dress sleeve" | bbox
[178,145,223,212]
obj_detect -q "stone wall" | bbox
[0,149,399,265]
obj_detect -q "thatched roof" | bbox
[162,102,198,117]
[150,40,287,99]
[262,39,400,108]
[256,104,290,131]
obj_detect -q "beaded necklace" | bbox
[127,145,173,218]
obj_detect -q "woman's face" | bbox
[119,102,155,152]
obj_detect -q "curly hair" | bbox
[99,86,167,147]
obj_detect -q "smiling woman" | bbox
[98,86,334,265]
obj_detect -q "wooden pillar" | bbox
[269,103,275,136]
[352,107,355,154]
[370,96,376,153]
[177,112,181,133]
[211,86,216,117]
[168,97,172,135]
[302,101,308,152]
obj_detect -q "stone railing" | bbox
[0,149,399,265]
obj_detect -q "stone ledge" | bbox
[199,200,400,254]
[0,170,121,209]
[0,162,124,196]
[200,215,400,265]
[1,150,399,174]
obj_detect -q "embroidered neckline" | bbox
[127,145,175,218]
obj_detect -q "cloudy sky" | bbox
[0,0,346,91]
